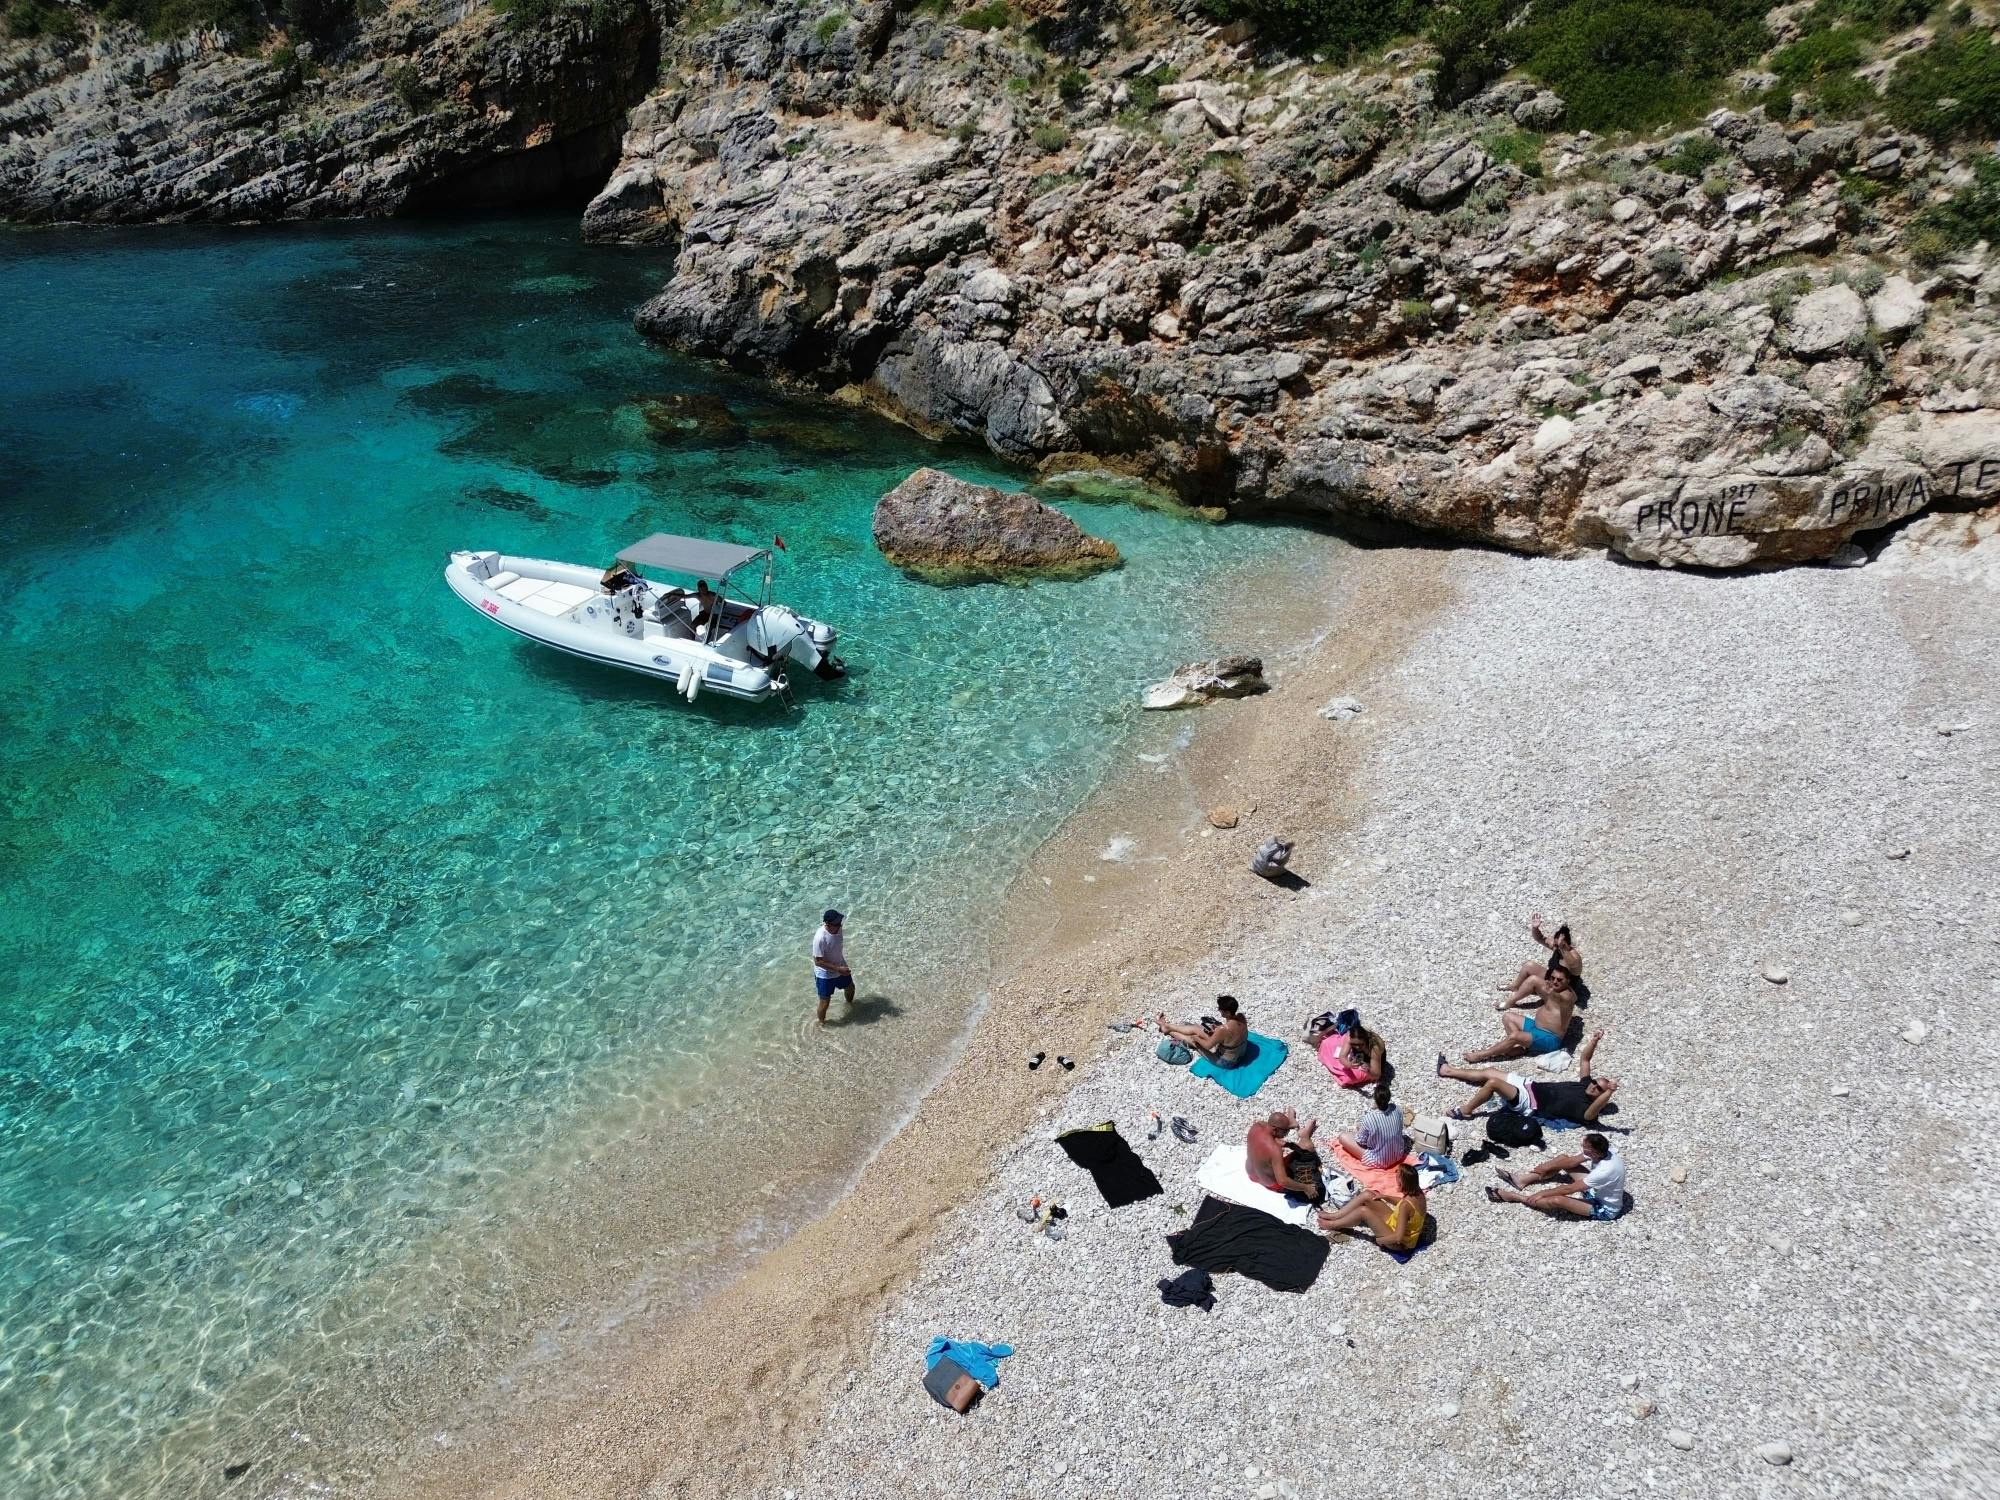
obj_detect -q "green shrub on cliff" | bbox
[1456,0,1769,128]
[1886,26,2000,140]
[6,0,83,39]
[1196,0,1420,56]
[957,0,1010,30]
[99,0,257,39]
[1904,156,2000,263]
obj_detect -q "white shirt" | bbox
[1583,1150,1627,1211]
[812,925,846,978]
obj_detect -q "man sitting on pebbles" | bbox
[1485,1133,1630,1221]
[1247,1110,1325,1203]
[1465,962,1577,1064]
[1437,1029,1620,1125]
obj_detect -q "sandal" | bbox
[1496,1168,1522,1189]
[1170,1116,1198,1144]
[1446,1107,1470,1122]
[1485,1184,1503,1203]
[1028,1051,1045,1071]
[1057,1056,1074,1071]
[1434,1052,1448,1077]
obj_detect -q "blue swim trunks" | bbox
[1521,1019,1562,1054]
[815,972,854,1001]
[1581,1189,1627,1222]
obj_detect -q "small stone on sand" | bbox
[1840,909,1865,926]
[1757,1440,1794,1466]
[1901,1020,1929,1045]
[1760,962,1789,984]
[1669,1166,1689,1185]
[1668,1429,1695,1451]
[1209,807,1240,829]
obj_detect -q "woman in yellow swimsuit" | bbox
[1315,1163,1427,1252]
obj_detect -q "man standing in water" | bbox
[812,909,855,1024]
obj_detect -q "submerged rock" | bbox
[872,468,1119,582]
[1141,656,1268,710]
[635,392,747,448]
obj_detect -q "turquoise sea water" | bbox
[0,219,1319,1496]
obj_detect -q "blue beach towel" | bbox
[925,1337,1013,1387]
[1191,1034,1288,1099]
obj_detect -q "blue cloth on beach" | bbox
[926,1337,1013,1387]
[1191,1033,1288,1098]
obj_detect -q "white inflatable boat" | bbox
[443,532,843,704]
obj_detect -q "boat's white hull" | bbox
[443,551,837,703]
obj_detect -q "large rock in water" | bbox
[872,468,1120,581]
[1141,656,1269,710]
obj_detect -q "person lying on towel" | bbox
[1247,1110,1325,1204]
[1464,963,1577,1064]
[1157,994,1249,1066]
[1436,1028,1620,1124]
[1317,1162,1427,1251]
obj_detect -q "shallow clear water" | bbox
[0,219,1318,1496]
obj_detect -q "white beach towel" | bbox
[1193,1144,1321,1229]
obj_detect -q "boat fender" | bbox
[675,663,694,696]
[685,670,702,702]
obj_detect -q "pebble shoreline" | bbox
[755,544,2000,1500]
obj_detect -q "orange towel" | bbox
[1329,1140,1413,1199]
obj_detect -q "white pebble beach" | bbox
[750,539,2000,1500]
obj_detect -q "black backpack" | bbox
[1486,1112,1544,1149]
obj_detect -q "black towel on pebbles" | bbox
[1158,1267,1217,1311]
[1166,1194,1329,1293]
[1056,1122,1164,1208]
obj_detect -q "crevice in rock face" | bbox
[400,121,629,217]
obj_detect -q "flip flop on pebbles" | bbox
[1028,1052,1046,1071]
[1170,1116,1199,1144]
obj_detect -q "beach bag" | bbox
[1157,1039,1194,1066]
[1303,1010,1337,1041]
[1486,1112,1544,1149]
[1408,1113,1456,1157]
[1333,1008,1359,1035]
[923,1356,982,1413]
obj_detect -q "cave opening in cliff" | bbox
[400,121,627,217]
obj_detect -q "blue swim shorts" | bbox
[815,972,855,1001]
[1521,1019,1562,1054]
[1581,1189,1627,1222]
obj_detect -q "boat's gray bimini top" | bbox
[616,533,768,580]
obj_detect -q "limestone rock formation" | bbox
[579,3,2000,570]
[0,4,656,222]
[872,466,1119,581]
[1141,655,1268,710]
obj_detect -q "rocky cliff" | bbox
[0,0,657,220]
[7,0,2000,568]
[580,0,2000,567]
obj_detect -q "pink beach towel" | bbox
[1317,1034,1373,1089]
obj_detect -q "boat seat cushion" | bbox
[497,576,545,603]
[518,581,595,618]
[485,570,521,590]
